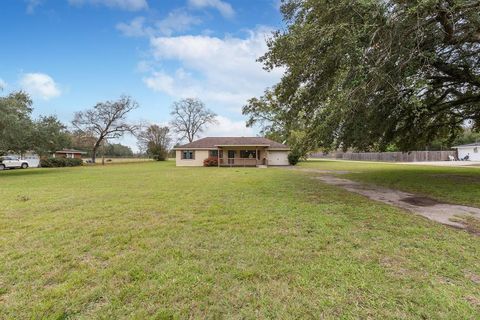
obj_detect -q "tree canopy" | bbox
[72,96,138,163]
[170,98,217,143]
[137,124,171,160]
[0,91,71,155]
[244,0,480,153]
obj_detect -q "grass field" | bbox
[88,157,154,164]
[300,160,480,207]
[1,161,479,318]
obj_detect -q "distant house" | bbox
[173,137,290,167]
[53,149,87,159]
[452,143,480,161]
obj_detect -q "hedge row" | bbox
[40,157,83,167]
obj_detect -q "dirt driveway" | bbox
[292,168,480,235]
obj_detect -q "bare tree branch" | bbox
[169,98,218,143]
[72,96,139,163]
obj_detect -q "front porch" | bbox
[216,146,268,167]
[218,158,267,167]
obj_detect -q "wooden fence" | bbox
[309,150,456,162]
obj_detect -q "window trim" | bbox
[181,150,195,160]
[240,150,257,159]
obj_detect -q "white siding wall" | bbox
[457,147,480,161]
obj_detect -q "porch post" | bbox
[256,147,258,166]
[217,147,220,167]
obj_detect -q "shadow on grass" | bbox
[0,168,68,177]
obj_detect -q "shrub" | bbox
[203,157,218,167]
[40,157,83,168]
[288,151,301,165]
[151,148,168,161]
[152,152,168,161]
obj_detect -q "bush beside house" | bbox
[288,151,301,165]
[40,157,83,167]
[203,157,218,167]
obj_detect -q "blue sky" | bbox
[0,0,284,149]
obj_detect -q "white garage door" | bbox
[268,151,289,165]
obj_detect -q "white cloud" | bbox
[68,0,148,11]
[0,78,7,89]
[188,0,235,18]
[19,73,61,100]
[26,0,42,14]
[117,17,150,37]
[203,115,254,136]
[155,9,202,36]
[117,11,201,38]
[143,28,283,110]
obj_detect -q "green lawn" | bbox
[301,159,480,208]
[1,161,479,318]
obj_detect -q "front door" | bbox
[228,150,235,164]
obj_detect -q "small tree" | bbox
[72,96,138,163]
[170,98,217,143]
[137,124,171,161]
[33,115,72,156]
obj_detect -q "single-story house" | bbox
[452,143,480,161]
[174,137,290,167]
[53,149,87,159]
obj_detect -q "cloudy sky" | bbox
[0,0,284,149]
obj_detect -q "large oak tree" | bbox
[72,96,138,163]
[244,0,480,153]
[0,91,71,155]
[170,98,217,143]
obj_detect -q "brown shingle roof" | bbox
[175,137,289,149]
[55,149,87,154]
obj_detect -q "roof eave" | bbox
[452,145,480,148]
[214,144,271,147]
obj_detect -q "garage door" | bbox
[268,151,289,165]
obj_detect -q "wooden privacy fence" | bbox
[309,150,456,162]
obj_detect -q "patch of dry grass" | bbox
[450,215,480,235]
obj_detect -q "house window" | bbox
[240,150,256,159]
[182,150,195,159]
[209,150,219,157]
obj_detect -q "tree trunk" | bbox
[92,146,97,163]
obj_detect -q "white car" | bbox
[0,156,30,170]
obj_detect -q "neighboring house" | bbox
[452,143,480,161]
[174,137,290,167]
[53,149,86,159]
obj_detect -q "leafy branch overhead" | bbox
[244,0,480,152]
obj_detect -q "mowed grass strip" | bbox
[0,162,479,318]
[301,159,480,208]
